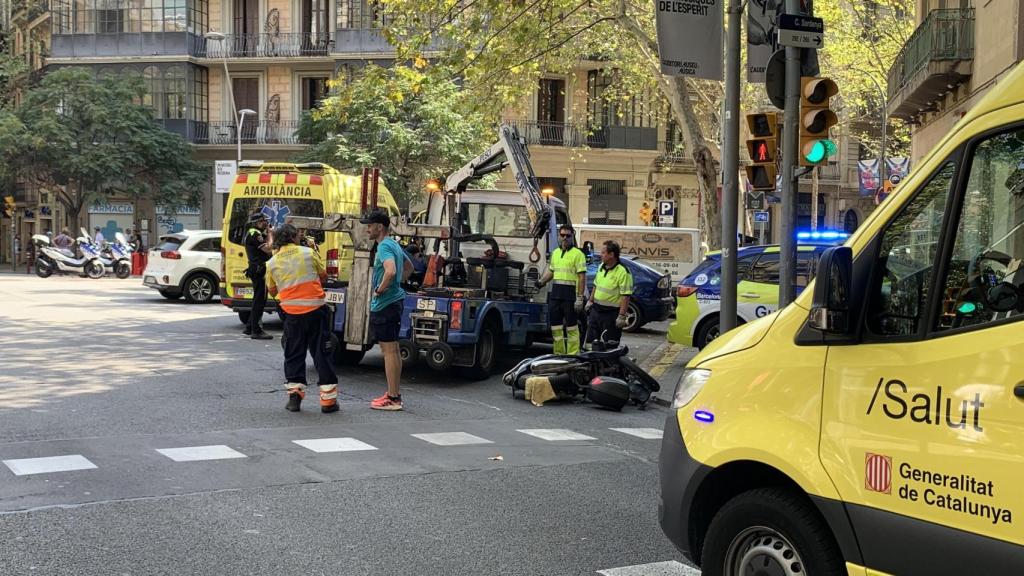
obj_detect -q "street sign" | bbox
[659,215,674,225]
[215,160,237,194]
[654,0,724,80]
[658,200,675,217]
[754,211,769,223]
[746,191,766,211]
[777,14,824,49]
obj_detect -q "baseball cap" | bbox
[360,209,390,226]
[249,212,268,223]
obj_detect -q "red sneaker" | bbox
[370,394,403,411]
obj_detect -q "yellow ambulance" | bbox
[660,64,1024,572]
[220,162,398,325]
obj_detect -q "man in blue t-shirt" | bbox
[362,209,406,411]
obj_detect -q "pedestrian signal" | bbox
[799,77,839,166]
[745,113,778,191]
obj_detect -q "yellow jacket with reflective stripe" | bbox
[592,261,633,307]
[550,246,587,285]
[266,244,326,314]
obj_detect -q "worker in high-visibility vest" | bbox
[265,223,339,413]
[535,224,587,354]
[585,239,633,350]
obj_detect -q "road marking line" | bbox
[609,427,664,440]
[155,445,247,462]
[517,429,596,441]
[647,343,686,379]
[411,432,493,446]
[597,560,699,575]
[2,455,98,476]
[292,438,378,453]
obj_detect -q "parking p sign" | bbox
[658,201,675,225]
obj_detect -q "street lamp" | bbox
[238,108,256,163]
[848,67,888,188]
[203,31,241,157]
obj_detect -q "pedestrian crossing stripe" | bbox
[597,561,698,575]
[2,428,661,475]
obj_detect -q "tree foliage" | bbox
[379,0,726,246]
[0,67,206,226]
[295,64,493,207]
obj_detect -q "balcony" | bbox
[887,9,974,121]
[193,120,304,146]
[51,32,192,58]
[192,33,333,59]
[509,121,658,151]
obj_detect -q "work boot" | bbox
[319,384,339,413]
[251,331,273,340]
[285,383,306,412]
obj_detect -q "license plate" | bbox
[325,291,345,304]
[416,299,437,311]
[235,287,253,298]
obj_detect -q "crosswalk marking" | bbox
[517,429,596,441]
[411,432,493,446]
[597,561,698,575]
[155,445,247,462]
[293,438,378,453]
[610,427,664,440]
[2,454,98,476]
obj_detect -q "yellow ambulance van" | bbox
[220,162,398,325]
[660,64,1024,573]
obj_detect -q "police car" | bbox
[666,238,843,349]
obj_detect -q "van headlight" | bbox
[672,368,711,409]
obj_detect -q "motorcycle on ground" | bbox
[32,234,105,279]
[502,333,661,410]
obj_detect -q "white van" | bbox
[576,225,701,282]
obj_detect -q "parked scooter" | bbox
[103,232,133,279]
[32,234,105,279]
[502,333,661,410]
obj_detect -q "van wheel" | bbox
[701,488,845,576]
[695,316,743,349]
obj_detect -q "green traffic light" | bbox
[803,139,837,164]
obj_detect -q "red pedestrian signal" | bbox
[745,113,778,191]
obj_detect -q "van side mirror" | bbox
[810,246,852,334]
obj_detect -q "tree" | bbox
[295,64,493,208]
[0,67,206,228]
[816,0,915,158]
[380,0,725,246]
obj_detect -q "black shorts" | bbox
[370,301,403,343]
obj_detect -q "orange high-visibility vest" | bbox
[266,244,326,315]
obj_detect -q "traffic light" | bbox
[745,112,778,191]
[799,77,839,167]
[1,196,14,219]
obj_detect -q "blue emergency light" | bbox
[797,230,849,242]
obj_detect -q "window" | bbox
[164,0,185,31]
[300,77,329,111]
[228,199,325,245]
[750,253,780,284]
[96,0,124,33]
[867,162,956,337]
[935,128,1024,332]
[164,66,186,119]
[188,0,207,32]
[587,179,626,225]
[190,237,221,252]
[458,204,532,238]
[796,250,819,287]
[191,66,208,123]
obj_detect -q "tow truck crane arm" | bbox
[444,124,551,240]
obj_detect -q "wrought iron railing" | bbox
[886,8,975,100]
[507,120,610,148]
[194,120,303,145]
[192,33,333,58]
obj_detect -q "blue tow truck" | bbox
[289,125,568,379]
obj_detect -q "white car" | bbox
[143,230,222,304]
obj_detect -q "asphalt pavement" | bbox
[0,275,697,576]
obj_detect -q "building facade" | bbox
[887,1,1022,164]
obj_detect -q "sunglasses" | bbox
[559,233,572,238]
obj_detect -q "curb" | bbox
[638,341,695,407]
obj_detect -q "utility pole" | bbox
[720,0,742,334]
[778,0,802,308]
[810,166,819,231]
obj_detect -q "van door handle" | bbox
[1015,384,1024,400]
[740,293,760,299]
